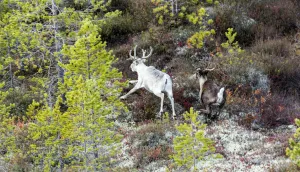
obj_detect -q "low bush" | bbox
[251,38,300,98]
[270,70,300,100]
[225,85,254,117]
[121,89,159,122]
[249,0,298,37]
[251,38,292,58]
[214,2,256,46]
[127,121,175,168]
[102,0,153,44]
[256,93,299,128]
[101,14,137,44]
[270,162,299,172]
[234,89,300,129]
[5,88,42,120]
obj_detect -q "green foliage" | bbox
[217,28,246,67]
[171,108,221,170]
[0,0,127,171]
[188,29,215,49]
[183,3,216,49]
[151,0,217,26]
[0,82,16,159]
[23,19,127,171]
[101,0,153,43]
[220,28,244,55]
[215,28,257,87]
[286,118,300,167]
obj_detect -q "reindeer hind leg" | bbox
[167,92,176,120]
[154,92,165,119]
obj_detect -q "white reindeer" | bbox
[120,45,176,119]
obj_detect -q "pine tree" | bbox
[171,108,221,171]
[0,81,15,163]
[24,19,126,171]
[60,19,126,170]
[0,0,124,171]
[286,118,300,167]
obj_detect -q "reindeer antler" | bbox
[128,45,138,60]
[204,62,216,72]
[196,60,216,72]
[141,47,153,59]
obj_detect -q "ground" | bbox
[115,111,297,171]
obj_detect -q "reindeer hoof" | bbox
[155,114,162,119]
[172,115,177,120]
[156,112,163,119]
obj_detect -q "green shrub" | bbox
[151,0,217,27]
[214,0,257,46]
[101,14,136,43]
[286,118,300,167]
[101,0,153,44]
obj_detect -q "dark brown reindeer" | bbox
[196,65,226,119]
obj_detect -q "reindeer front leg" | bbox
[198,105,212,123]
[199,105,211,116]
[129,80,138,84]
[120,82,141,99]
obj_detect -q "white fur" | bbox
[120,47,176,119]
[216,87,225,104]
[198,75,207,104]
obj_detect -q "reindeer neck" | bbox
[198,76,207,102]
[135,63,148,72]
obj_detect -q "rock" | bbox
[205,7,216,19]
[233,14,256,30]
[250,158,262,165]
[251,121,262,130]
[175,45,188,56]
[165,131,173,141]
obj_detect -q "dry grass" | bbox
[252,39,293,58]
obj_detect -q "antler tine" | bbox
[142,49,146,58]
[128,49,134,60]
[128,45,138,60]
[134,45,137,58]
[142,46,153,59]
[204,62,216,72]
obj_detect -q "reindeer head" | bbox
[196,66,215,80]
[127,45,153,72]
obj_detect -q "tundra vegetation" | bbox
[0,0,300,171]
